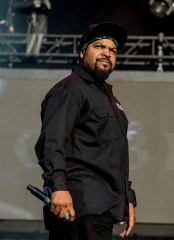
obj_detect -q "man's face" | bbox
[80,38,117,80]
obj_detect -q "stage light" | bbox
[149,0,174,18]
[33,0,42,8]
[12,0,51,11]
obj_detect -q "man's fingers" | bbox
[58,208,75,222]
[117,223,127,238]
[119,230,126,238]
[69,208,75,221]
[50,203,60,215]
[119,222,134,238]
[59,208,68,218]
[50,202,67,217]
[50,191,76,221]
[51,205,75,222]
[125,224,134,236]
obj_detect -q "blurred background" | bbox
[0,0,174,239]
[0,0,174,35]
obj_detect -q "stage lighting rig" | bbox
[5,0,51,34]
[149,0,174,18]
[12,0,51,12]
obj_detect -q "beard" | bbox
[92,64,112,83]
[83,59,113,84]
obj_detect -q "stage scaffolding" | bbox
[0,32,174,71]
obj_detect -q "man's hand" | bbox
[119,203,136,238]
[50,190,75,221]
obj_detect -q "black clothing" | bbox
[35,66,136,229]
[48,211,113,240]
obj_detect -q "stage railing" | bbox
[0,32,174,71]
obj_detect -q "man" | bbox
[35,21,137,240]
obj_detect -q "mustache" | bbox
[96,57,112,66]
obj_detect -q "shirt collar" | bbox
[72,66,95,83]
[72,66,113,92]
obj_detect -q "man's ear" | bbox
[80,50,85,59]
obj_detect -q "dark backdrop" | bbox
[0,0,174,36]
[48,0,174,36]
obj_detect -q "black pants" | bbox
[48,212,114,240]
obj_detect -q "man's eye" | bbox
[111,50,117,55]
[95,45,102,48]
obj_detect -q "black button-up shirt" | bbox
[35,66,136,227]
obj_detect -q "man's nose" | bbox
[102,48,111,58]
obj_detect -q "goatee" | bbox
[92,65,111,84]
[82,58,113,84]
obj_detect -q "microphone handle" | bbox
[27,184,51,206]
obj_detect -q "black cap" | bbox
[79,21,127,51]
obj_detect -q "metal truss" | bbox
[0,32,174,71]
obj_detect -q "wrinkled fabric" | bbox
[35,66,136,229]
[48,211,113,240]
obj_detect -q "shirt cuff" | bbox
[127,181,137,207]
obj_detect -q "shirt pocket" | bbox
[93,107,120,141]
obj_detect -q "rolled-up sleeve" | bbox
[35,86,80,192]
[127,181,137,207]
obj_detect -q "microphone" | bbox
[27,184,70,221]
[27,184,51,206]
